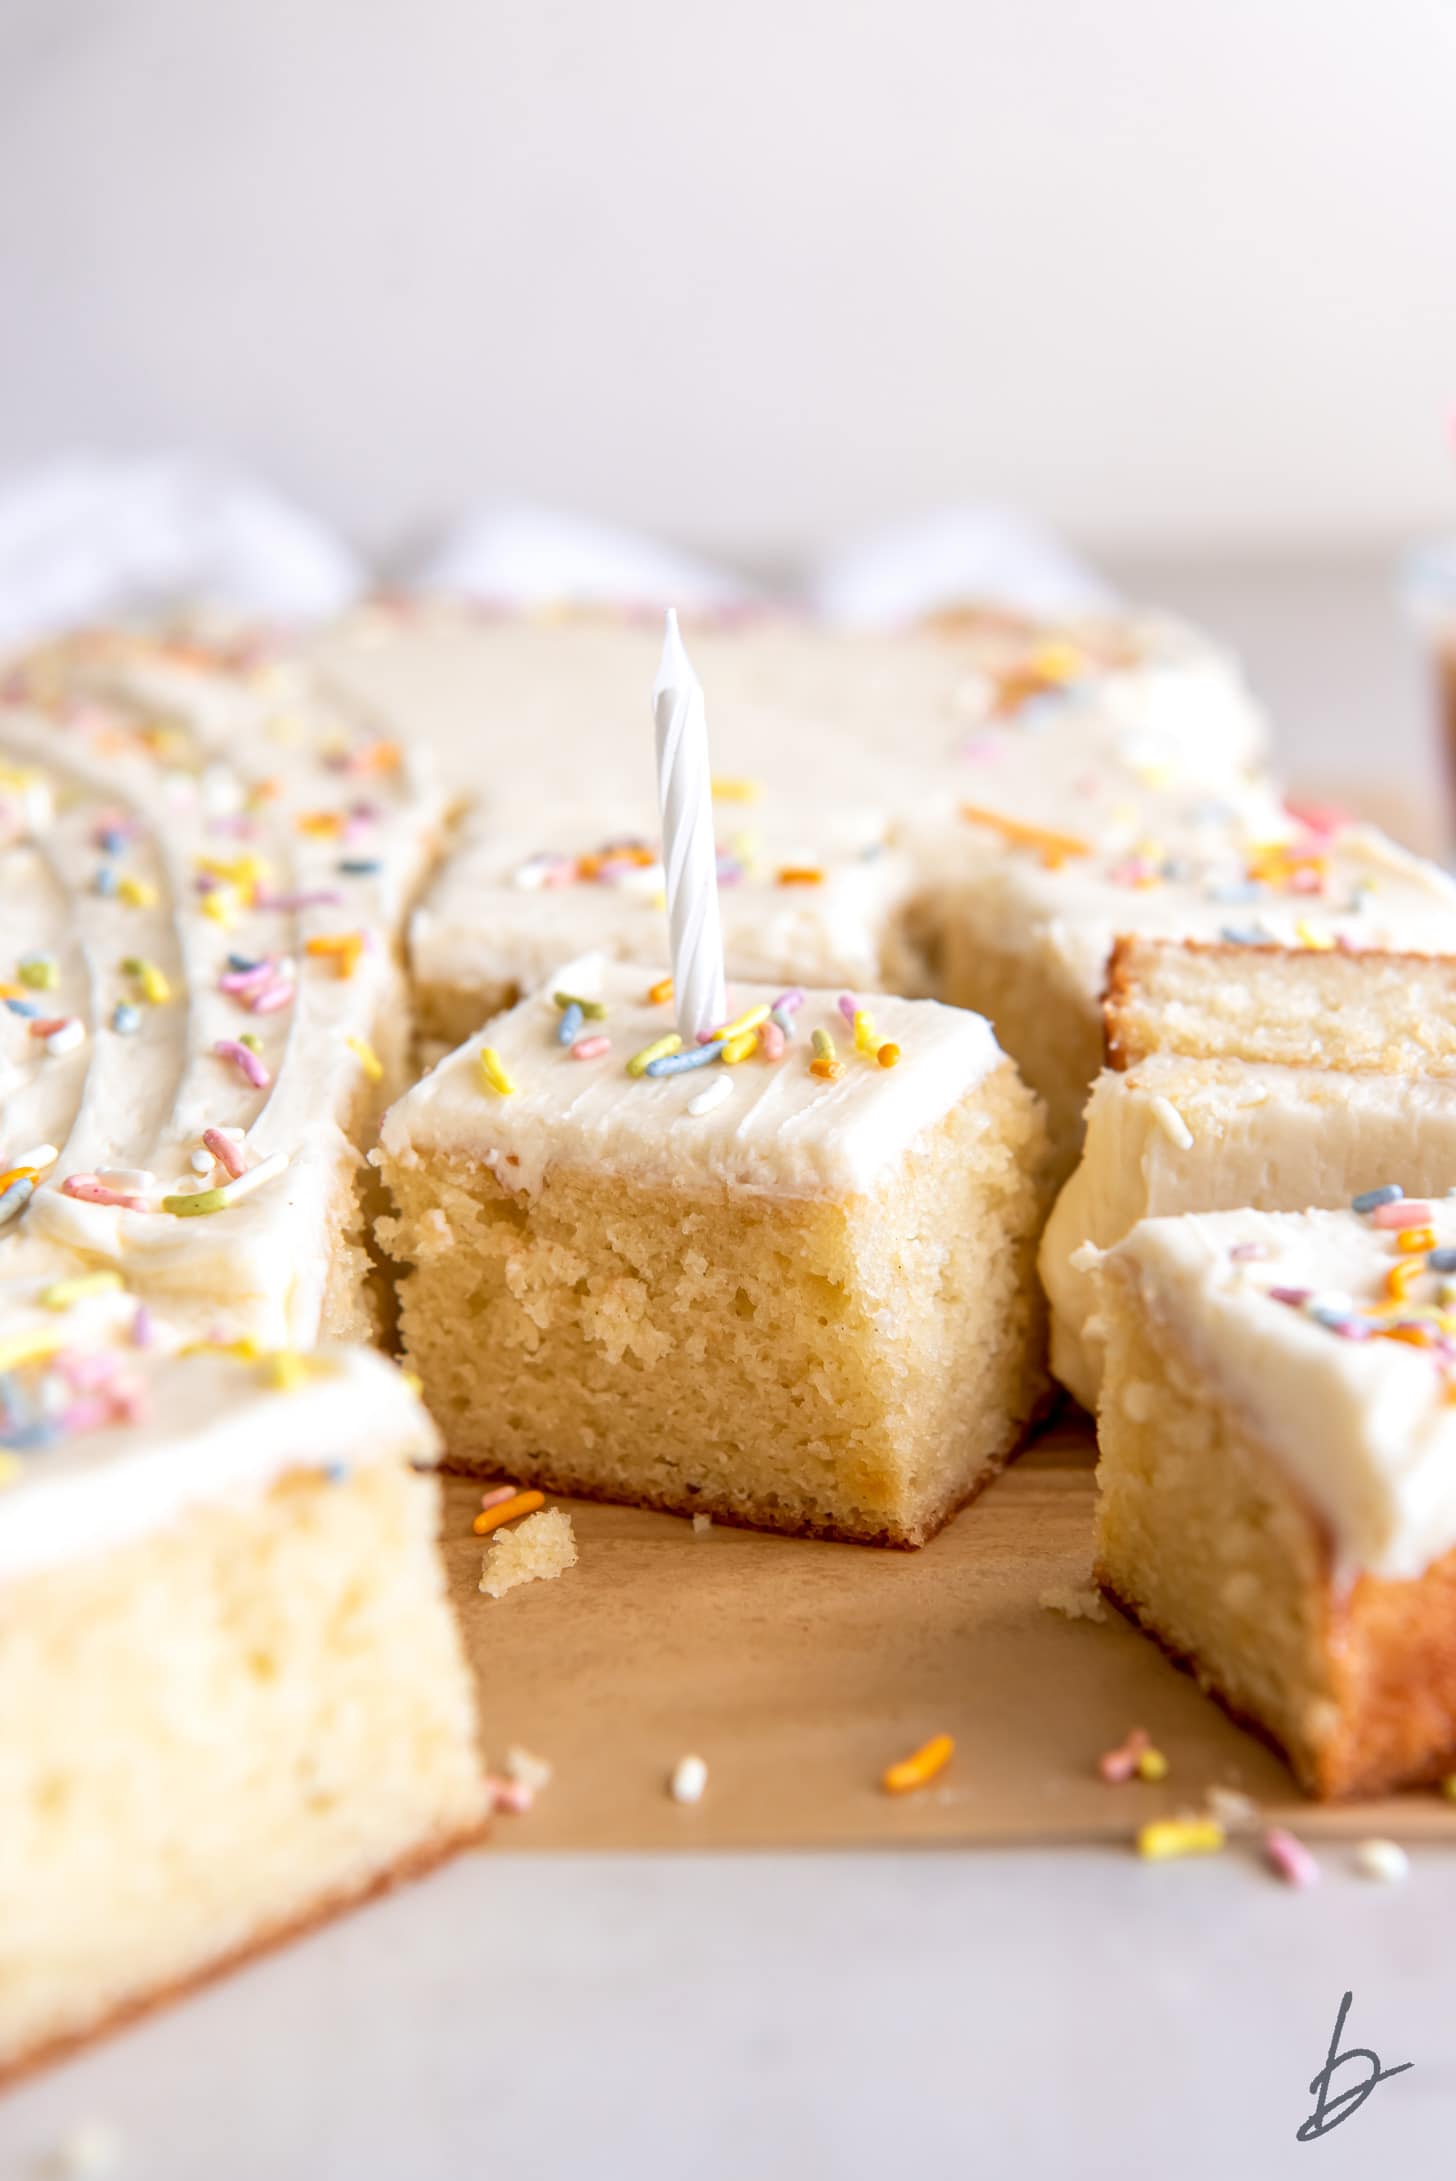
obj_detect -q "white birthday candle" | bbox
[653,608,726,1040]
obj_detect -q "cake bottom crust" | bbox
[0,1815,488,2094]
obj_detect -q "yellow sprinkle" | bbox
[117,874,158,908]
[1026,638,1084,684]
[647,976,675,1006]
[627,1033,682,1078]
[1135,1748,1169,1783]
[40,1270,125,1310]
[852,1009,877,1053]
[882,1733,954,1795]
[122,956,170,1004]
[264,1349,307,1391]
[181,1335,262,1361]
[1397,1225,1436,1255]
[480,1046,517,1096]
[721,1031,758,1064]
[711,776,761,802]
[346,1034,384,1082]
[199,890,235,925]
[473,1487,545,1536]
[1136,1817,1225,1861]
[713,1003,772,1043]
[17,958,58,991]
[811,1026,836,1062]
[877,1042,901,1069]
[0,1452,22,1488]
[1294,919,1334,950]
[0,1328,64,1373]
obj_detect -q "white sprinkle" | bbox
[1150,1094,1194,1150]
[14,1142,59,1171]
[503,1745,554,1793]
[218,1149,290,1205]
[687,1076,733,1119]
[190,1148,213,1174]
[1354,1838,1409,1884]
[97,1167,156,1193]
[41,2120,123,2176]
[692,1512,713,1535]
[44,1017,85,1057]
[669,1754,708,1805]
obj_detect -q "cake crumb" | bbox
[1206,1785,1259,1832]
[504,1745,553,1794]
[1353,1838,1409,1884]
[479,1506,577,1598]
[670,1754,708,1804]
[691,1512,713,1536]
[1039,1579,1106,1623]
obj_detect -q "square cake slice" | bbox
[1095,1201,1456,1799]
[1041,940,1456,1410]
[378,957,1052,1546]
[0,1341,488,2083]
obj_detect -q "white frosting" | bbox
[0,630,444,1344]
[1104,1204,1456,1581]
[383,956,1005,1200]
[1043,1058,1456,1409]
[0,1343,436,1584]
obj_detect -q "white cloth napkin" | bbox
[0,455,364,644]
[415,501,755,614]
[806,507,1113,626]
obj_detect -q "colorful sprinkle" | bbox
[202,1127,247,1179]
[720,1032,758,1065]
[958,804,1088,868]
[758,1018,786,1062]
[553,990,608,1021]
[628,1033,683,1078]
[837,994,859,1029]
[711,776,761,802]
[479,1046,516,1096]
[647,1040,724,1076]
[1098,1728,1150,1783]
[570,1034,611,1061]
[882,1733,954,1795]
[345,1034,384,1082]
[1353,1185,1403,1213]
[0,1177,34,1227]
[17,956,58,991]
[1353,1838,1409,1883]
[122,958,170,1005]
[877,1042,901,1069]
[43,1018,85,1057]
[647,976,675,1005]
[111,1002,141,1035]
[40,1270,124,1310]
[305,931,365,979]
[1136,1818,1225,1861]
[557,1001,584,1046]
[214,1037,270,1090]
[116,874,157,908]
[61,1174,150,1212]
[1263,1826,1320,1888]
[473,1487,545,1537]
[160,1186,230,1217]
[771,989,806,1015]
[1375,1200,1431,1230]
[776,866,825,886]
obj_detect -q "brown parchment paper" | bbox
[442,1415,1456,1851]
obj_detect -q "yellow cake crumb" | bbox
[1038,1579,1107,1623]
[478,1506,578,1598]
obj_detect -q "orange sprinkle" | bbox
[0,1166,38,1193]
[1396,1226,1436,1255]
[647,976,675,1005]
[1380,1322,1437,1348]
[296,810,345,837]
[1385,1256,1428,1303]
[473,1488,545,1536]
[877,1042,901,1068]
[882,1733,954,1795]
[776,866,825,886]
[305,932,365,978]
[809,1056,843,1081]
[958,803,1089,869]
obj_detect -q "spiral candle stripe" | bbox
[653,609,726,1040]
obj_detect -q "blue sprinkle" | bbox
[1220,925,1271,946]
[227,952,263,973]
[98,827,127,855]
[646,1040,726,1076]
[557,1001,584,1047]
[338,858,383,876]
[0,1177,35,1227]
[1208,881,1264,904]
[93,864,119,897]
[324,1460,349,1483]
[1352,1185,1403,1214]
[112,1002,142,1036]
[1428,1247,1456,1273]
[769,1007,796,1040]
[4,997,40,1018]
[0,1416,59,1451]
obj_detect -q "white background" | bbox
[0,0,1453,566]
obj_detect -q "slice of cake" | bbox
[0,1339,488,2083]
[1095,1200,1456,1798]
[410,792,916,1051]
[1041,939,1456,1409]
[377,956,1052,1546]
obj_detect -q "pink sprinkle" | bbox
[1229,1242,1270,1262]
[249,978,295,1014]
[758,1019,786,1062]
[771,989,806,1015]
[253,888,342,912]
[1373,1200,1431,1230]
[62,1395,114,1434]
[61,1174,150,1212]
[1269,1286,1312,1307]
[485,1776,535,1816]
[570,1034,611,1060]
[27,1017,69,1038]
[214,1038,271,1090]
[479,1483,520,1510]
[1285,799,1349,838]
[1097,1727,1150,1784]
[202,1127,247,1180]
[1263,1826,1320,1888]
[60,1349,122,1392]
[837,994,859,1028]
[219,960,275,995]
[131,1302,155,1347]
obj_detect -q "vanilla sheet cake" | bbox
[0,1338,487,2082]
[1041,939,1456,1408]
[0,628,444,1347]
[1095,1200,1456,1798]
[378,957,1052,1546]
